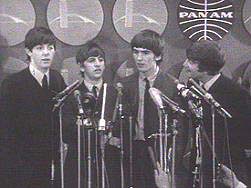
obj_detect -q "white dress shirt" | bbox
[135,66,159,140]
[83,79,103,97]
[29,63,49,87]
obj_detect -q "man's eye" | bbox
[98,57,104,62]
[133,50,139,54]
[48,46,55,50]
[36,46,43,50]
[143,51,150,55]
[87,58,95,62]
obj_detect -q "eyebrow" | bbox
[133,48,151,53]
[86,56,104,60]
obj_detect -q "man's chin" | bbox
[41,65,51,70]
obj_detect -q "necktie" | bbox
[92,85,98,98]
[42,74,48,90]
[144,78,151,133]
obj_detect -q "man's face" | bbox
[81,55,105,81]
[26,43,55,71]
[183,58,204,80]
[132,47,157,74]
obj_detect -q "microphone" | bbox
[177,83,200,100]
[53,80,80,100]
[165,73,199,99]
[188,78,220,106]
[188,78,232,118]
[112,83,123,123]
[116,82,123,96]
[149,88,164,109]
[74,90,84,115]
[149,87,186,114]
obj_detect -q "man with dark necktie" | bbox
[0,27,66,188]
[119,30,182,188]
[63,41,120,188]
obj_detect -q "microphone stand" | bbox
[52,95,70,188]
[170,118,178,188]
[51,103,65,188]
[163,113,168,173]
[129,116,133,188]
[51,82,81,188]
[98,83,107,188]
[76,115,83,188]
[159,109,164,170]
[188,78,232,188]
[211,105,216,188]
[118,89,125,188]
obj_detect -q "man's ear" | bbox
[155,55,162,61]
[25,48,32,57]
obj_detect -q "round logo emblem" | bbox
[243,0,251,36]
[0,0,35,46]
[178,0,234,41]
[112,0,168,42]
[47,0,104,46]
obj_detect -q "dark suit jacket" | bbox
[62,80,119,188]
[200,75,251,187]
[119,70,190,187]
[0,68,66,188]
[119,70,176,139]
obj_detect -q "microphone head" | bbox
[148,87,164,109]
[166,73,180,84]
[74,90,81,98]
[116,82,123,89]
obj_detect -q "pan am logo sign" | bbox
[178,0,234,41]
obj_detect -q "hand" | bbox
[104,134,121,148]
[154,163,171,188]
[217,164,246,188]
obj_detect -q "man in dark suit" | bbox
[0,27,66,188]
[119,30,185,188]
[184,40,251,187]
[63,41,121,188]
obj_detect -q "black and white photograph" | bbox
[0,0,250,188]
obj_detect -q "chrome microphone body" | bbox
[74,90,84,115]
[53,80,80,100]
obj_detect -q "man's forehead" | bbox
[133,47,152,52]
[34,43,54,47]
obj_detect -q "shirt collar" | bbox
[29,63,49,87]
[84,78,103,93]
[203,73,221,91]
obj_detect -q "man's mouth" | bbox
[137,63,145,67]
[94,69,102,73]
[42,58,51,62]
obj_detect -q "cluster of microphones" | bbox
[52,73,232,123]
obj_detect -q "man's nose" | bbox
[94,59,102,66]
[42,48,50,56]
[136,52,143,61]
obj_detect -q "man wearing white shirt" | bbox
[0,27,66,188]
[119,30,179,188]
[63,41,120,188]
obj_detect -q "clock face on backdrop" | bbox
[178,0,234,41]
[47,0,104,46]
[0,0,35,46]
[112,0,168,42]
[242,0,251,36]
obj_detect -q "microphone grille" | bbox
[74,90,81,98]
[116,82,123,89]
